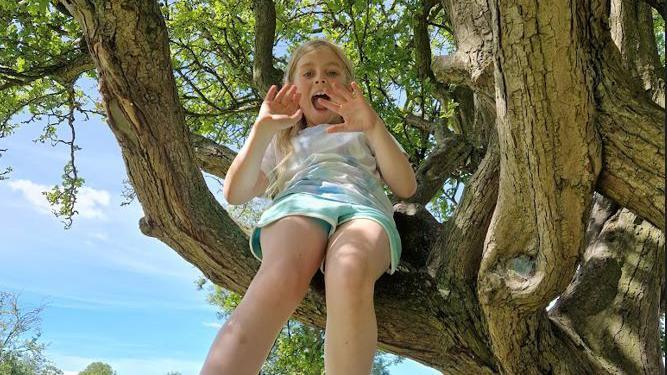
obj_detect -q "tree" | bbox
[78,361,116,375]
[198,278,402,373]
[0,0,664,373]
[0,291,63,375]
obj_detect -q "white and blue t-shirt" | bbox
[260,123,408,219]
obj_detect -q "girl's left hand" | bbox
[316,81,380,134]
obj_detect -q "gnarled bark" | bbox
[610,0,665,108]
[551,193,665,374]
[476,0,603,372]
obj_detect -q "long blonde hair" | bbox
[265,39,356,199]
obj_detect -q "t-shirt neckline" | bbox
[298,123,331,135]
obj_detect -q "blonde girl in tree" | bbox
[201,38,417,375]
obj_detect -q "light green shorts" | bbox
[249,192,401,275]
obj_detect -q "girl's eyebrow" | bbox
[298,61,342,69]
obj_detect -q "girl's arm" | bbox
[223,125,273,205]
[365,118,417,199]
[224,84,301,205]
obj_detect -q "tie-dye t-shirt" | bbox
[260,123,408,219]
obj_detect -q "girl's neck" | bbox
[305,115,343,127]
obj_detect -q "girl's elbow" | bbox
[223,190,238,205]
[396,179,417,199]
[223,184,243,205]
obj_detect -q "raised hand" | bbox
[255,84,303,135]
[315,81,381,134]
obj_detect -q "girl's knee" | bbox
[256,259,315,301]
[324,253,375,293]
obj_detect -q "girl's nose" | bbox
[315,78,327,84]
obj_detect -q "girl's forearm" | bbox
[364,118,417,199]
[223,124,274,205]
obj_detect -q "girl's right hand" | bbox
[254,84,302,135]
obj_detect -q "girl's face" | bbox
[292,47,348,126]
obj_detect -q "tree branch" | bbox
[0,51,94,90]
[252,0,283,93]
[594,1,665,230]
[609,0,665,108]
[406,134,473,205]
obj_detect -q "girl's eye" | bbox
[327,71,338,77]
[303,71,313,78]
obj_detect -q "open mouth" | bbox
[311,93,330,111]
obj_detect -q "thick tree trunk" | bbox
[477,0,603,372]
[58,0,664,373]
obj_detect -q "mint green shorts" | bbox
[249,192,401,275]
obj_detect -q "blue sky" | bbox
[0,95,442,374]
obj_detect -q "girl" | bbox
[201,39,417,375]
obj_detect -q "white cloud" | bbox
[7,179,54,215]
[7,179,111,219]
[76,186,111,219]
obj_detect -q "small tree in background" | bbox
[0,291,63,375]
[78,361,116,375]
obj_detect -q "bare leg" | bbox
[322,219,391,375]
[200,216,328,375]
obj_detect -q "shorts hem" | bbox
[249,211,337,261]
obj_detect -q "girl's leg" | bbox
[322,218,391,375]
[200,215,328,375]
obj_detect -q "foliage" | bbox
[0,1,100,228]
[197,277,404,373]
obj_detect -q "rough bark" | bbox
[433,0,494,100]
[251,0,283,93]
[594,0,665,231]
[428,131,498,285]
[434,0,665,231]
[476,0,604,372]
[407,132,473,205]
[550,194,665,374]
[610,0,665,108]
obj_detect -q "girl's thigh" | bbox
[259,215,330,278]
[324,217,391,283]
